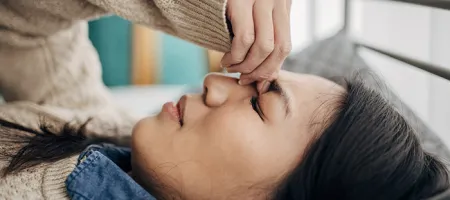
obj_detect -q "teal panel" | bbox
[88,16,131,86]
[160,34,207,86]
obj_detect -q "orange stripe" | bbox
[132,24,159,85]
[207,50,224,72]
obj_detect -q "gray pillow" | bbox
[283,32,450,199]
[283,32,450,161]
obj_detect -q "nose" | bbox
[203,73,255,107]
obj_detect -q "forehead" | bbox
[277,71,344,100]
[277,71,345,130]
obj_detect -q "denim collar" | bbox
[65,144,156,200]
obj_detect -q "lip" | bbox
[162,102,180,123]
[161,95,187,126]
[176,95,187,125]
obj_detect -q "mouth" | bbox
[176,95,186,126]
[161,95,186,126]
[176,102,183,126]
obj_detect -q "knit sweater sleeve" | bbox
[88,0,232,52]
[0,0,231,106]
[0,0,231,51]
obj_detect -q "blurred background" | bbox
[92,0,450,145]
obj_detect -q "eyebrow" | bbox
[270,80,291,118]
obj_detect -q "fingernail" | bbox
[238,80,243,85]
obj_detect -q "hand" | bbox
[221,0,292,93]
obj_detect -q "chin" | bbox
[140,115,159,126]
[131,116,156,138]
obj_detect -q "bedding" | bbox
[282,32,450,162]
[110,85,189,117]
[282,32,450,199]
[2,33,449,199]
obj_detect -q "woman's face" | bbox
[131,70,344,199]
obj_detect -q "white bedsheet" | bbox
[109,85,189,118]
[0,85,192,118]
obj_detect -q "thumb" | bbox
[257,80,270,94]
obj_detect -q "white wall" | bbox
[290,0,311,52]
[315,0,345,40]
[427,9,450,145]
[290,0,345,52]
[291,0,450,146]
[354,1,450,146]
[356,1,433,122]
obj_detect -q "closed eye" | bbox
[250,81,285,121]
[251,96,264,121]
[267,81,282,94]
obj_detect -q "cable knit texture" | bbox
[0,0,231,199]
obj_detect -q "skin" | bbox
[131,70,345,199]
[222,0,292,93]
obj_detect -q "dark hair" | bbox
[0,119,89,176]
[1,78,449,199]
[272,79,450,200]
[0,118,117,176]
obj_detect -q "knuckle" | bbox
[278,42,292,57]
[259,40,275,55]
[239,32,255,47]
[230,52,245,63]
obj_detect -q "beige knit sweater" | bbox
[0,0,231,199]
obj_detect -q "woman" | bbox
[128,71,450,199]
[2,71,449,200]
[0,1,449,200]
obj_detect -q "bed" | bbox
[283,0,450,199]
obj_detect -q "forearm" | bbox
[88,0,232,52]
[0,0,231,52]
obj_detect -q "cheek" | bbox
[198,110,285,169]
[192,108,266,156]
[202,105,262,130]
[218,122,307,179]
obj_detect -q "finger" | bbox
[226,0,274,76]
[242,1,291,83]
[220,0,255,67]
[257,80,270,94]
[238,75,255,85]
[221,52,231,68]
[240,71,277,85]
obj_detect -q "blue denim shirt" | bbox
[65,144,156,200]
